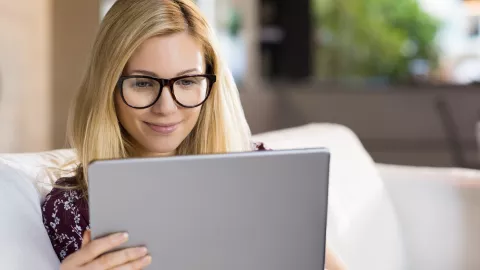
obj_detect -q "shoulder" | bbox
[42,177,89,225]
[43,177,86,208]
[42,177,88,217]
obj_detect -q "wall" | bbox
[0,0,52,152]
[52,0,100,149]
[241,85,480,168]
[0,1,100,153]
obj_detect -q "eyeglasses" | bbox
[117,74,216,109]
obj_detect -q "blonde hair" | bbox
[66,0,252,196]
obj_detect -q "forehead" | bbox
[125,32,205,77]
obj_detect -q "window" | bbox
[311,0,480,85]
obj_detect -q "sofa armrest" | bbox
[377,163,480,270]
[253,123,407,270]
[0,163,60,269]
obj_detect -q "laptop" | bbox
[88,148,330,270]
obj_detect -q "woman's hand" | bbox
[325,244,347,270]
[60,230,152,270]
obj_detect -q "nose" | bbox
[151,85,178,115]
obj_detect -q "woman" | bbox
[42,0,346,269]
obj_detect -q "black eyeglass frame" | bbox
[117,74,217,109]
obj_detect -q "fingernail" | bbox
[142,255,152,265]
[113,232,129,243]
[136,247,148,256]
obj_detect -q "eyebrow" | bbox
[130,68,201,78]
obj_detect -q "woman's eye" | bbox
[180,80,193,86]
[135,81,152,88]
[177,79,197,86]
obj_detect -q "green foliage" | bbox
[313,0,441,82]
[228,9,242,36]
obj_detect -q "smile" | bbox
[144,121,180,135]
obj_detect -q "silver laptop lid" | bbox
[88,148,330,270]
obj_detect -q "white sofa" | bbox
[1,123,479,270]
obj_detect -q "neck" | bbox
[141,150,175,158]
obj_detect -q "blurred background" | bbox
[2,0,480,168]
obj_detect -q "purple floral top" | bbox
[42,142,269,261]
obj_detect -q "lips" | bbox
[145,121,180,134]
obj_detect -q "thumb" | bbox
[81,229,91,247]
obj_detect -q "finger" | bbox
[82,230,91,248]
[88,247,148,269]
[325,244,347,270]
[111,255,152,270]
[65,232,129,266]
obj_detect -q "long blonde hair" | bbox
[67,0,252,195]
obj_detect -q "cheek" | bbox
[183,107,202,128]
[115,93,137,128]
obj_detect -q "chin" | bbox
[142,139,182,156]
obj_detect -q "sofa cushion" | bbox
[252,123,407,270]
[378,163,480,269]
[0,162,60,269]
[0,149,76,200]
